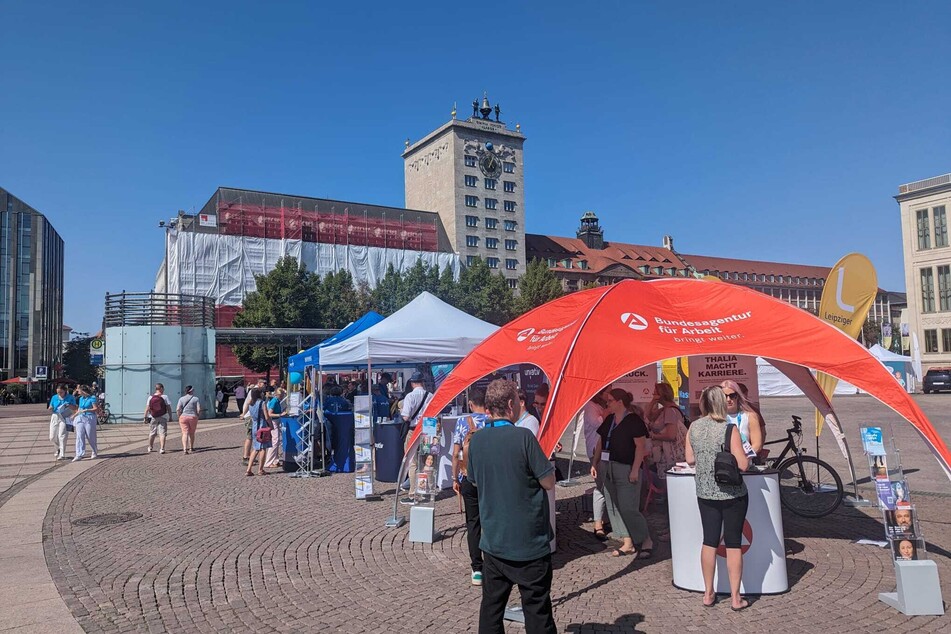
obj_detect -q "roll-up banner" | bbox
[815,253,878,435]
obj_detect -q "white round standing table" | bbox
[667,470,789,594]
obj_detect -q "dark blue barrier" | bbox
[374,420,404,482]
[327,412,355,473]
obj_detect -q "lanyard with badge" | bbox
[601,417,619,463]
[488,419,512,428]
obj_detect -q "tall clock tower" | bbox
[403,94,526,287]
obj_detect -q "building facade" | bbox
[404,95,526,288]
[527,211,894,326]
[897,173,951,369]
[0,187,65,381]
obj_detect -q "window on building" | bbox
[504,220,516,232]
[939,265,951,311]
[466,255,476,266]
[639,265,650,274]
[733,272,740,281]
[742,273,749,281]
[768,275,775,283]
[465,215,478,228]
[507,278,518,289]
[917,209,932,250]
[484,178,497,190]
[465,175,478,187]
[503,181,515,193]
[506,258,518,270]
[466,235,479,248]
[485,198,498,210]
[485,217,498,230]
[925,329,939,353]
[921,267,936,313]
[563,259,573,269]
[465,195,478,207]
[503,200,516,212]
[777,275,784,283]
[566,279,578,291]
[578,260,588,270]
[505,239,517,251]
[503,162,515,173]
[465,155,477,167]
[935,206,948,248]
[486,237,499,249]
[487,257,499,269]
[547,258,556,267]
[943,328,951,353]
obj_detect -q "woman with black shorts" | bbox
[685,385,750,611]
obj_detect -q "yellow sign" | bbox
[815,253,878,434]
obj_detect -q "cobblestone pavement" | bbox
[35,395,951,633]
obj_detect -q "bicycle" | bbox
[761,415,844,518]
[96,401,114,427]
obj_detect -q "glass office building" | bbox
[0,187,64,381]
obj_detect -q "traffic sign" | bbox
[34,366,48,380]
[90,338,105,366]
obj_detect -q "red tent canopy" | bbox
[414,279,951,481]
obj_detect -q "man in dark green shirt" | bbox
[467,379,557,634]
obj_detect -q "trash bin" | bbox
[374,420,404,482]
[327,412,355,473]
[281,416,301,472]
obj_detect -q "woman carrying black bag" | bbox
[684,385,751,612]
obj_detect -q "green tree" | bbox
[436,264,459,306]
[232,256,318,374]
[370,264,406,316]
[62,336,98,385]
[317,269,361,327]
[516,258,564,314]
[402,259,440,300]
[455,257,516,325]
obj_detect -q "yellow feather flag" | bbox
[814,253,878,435]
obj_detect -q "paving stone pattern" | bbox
[43,421,951,633]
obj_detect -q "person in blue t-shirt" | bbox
[48,384,77,461]
[264,388,285,468]
[450,387,489,587]
[74,385,100,461]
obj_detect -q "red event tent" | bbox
[412,279,951,481]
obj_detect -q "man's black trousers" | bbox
[479,552,556,634]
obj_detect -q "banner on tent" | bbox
[613,366,657,408]
[688,355,759,405]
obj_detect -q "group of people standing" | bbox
[239,379,287,476]
[47,383,100,462]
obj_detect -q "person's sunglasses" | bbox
[724,392,738,400]
[534,400,546,407]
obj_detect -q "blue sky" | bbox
[2,1,949,334]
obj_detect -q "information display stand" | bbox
[668,469,788,594]
[861,426,944,615]
[409,417,442,543]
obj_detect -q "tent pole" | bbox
[558,414,581,487]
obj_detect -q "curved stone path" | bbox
[37,424,951,632]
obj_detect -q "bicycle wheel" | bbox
[775,455,843,518]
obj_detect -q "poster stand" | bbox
[292,366,330,479]
[860,426,944,615]
[408,417,442,542]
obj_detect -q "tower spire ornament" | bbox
[451,102,457,119]
[480,92,492,119]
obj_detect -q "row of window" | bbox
[465,216,517,231]
[915,205,948,251]
[465,196,517,212]
[464,155,516,173]
[465,255,519,271]
[545,258,824,285]
[923,328,951,354]
[464,175,516,193]
[466,236,518,250]
[919,265,951,313]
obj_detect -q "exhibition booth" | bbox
[398,279,951,593]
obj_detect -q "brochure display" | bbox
[409,417,443,542]
[667,467,788,594]
[354,396,374,500]
[862,426,944,615]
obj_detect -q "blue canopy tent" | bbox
[288,311,385,374]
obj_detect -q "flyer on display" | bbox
[355,475,373,499]
[876,478,897,510]
[891,538,924,562]
[860,427,886,456]
[884,508,917,540]
[421,417,438,438]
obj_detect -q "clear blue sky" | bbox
[2,1,949,334]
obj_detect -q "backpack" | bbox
[148,395,168,418]
[714,424,743,486]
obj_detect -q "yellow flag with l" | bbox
[814,253,878,435]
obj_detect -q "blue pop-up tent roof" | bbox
[287,311,385,373]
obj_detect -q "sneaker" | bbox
[54,451,60,460]
[471,571,483,586]
[160,449,166,454]
[399,496,416,506]
[72,456,83,462]
[147,446,153,453]
[91,453,99,459]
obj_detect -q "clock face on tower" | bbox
[479,152,502,179]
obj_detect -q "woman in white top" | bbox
[515,390,540,437]
[720,380,763,460]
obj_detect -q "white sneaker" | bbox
[54,451,60,460]
[91,453,99,459]
[160,449,166,454]
[72,456,82,462]
[147,446,153,453]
